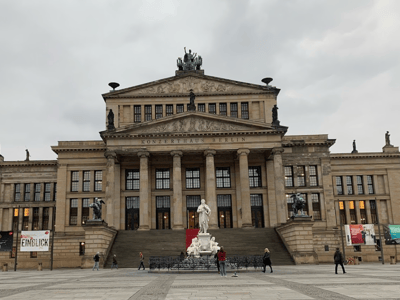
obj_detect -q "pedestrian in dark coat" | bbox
[111,254,118,269]
[214,249,220,273]
[334,248,346,274]
[262,248,273,273]
[138,252,145,270]
[92,252,100,271]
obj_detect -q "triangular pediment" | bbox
[101,111,278,137]
[103,73,278,98]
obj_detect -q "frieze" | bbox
[141,137,246,145]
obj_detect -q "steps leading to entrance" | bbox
[105,228,293,268]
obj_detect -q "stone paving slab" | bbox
[1,264,400,299]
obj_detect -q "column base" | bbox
[208,224,219,230]
[241,223,254,229]
[137,226,150,231]
[172,225,184,230]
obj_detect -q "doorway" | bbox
[217,194,232,228]
[186,195,201,229]
[251,194,264,228]
[126,197,139,230]
[156,196,170,229]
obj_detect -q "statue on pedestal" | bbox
[25,149,30,161]
[197,199,211,234]
[385,131,392,146]
[291,193,307,217]
[107,109,115,130]
[187,237,200,258]
[177,47,203,71]
[89,198,106,220]
[210,237,220,255]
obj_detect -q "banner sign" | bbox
[384,225,400,244]
[345,224,376,246]
[0,231,13,252]
[20,231,50,251]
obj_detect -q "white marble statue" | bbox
[210,237,220,255]
[187,237,200,258]
[197,199,211,234]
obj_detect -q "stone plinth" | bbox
[198,233,211,252]
[82,220,117,268]
[276,217,318,264]
[383,145,399,153]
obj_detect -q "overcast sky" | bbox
[0,0,399,161]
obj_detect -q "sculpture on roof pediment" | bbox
[167,82,181,93]
[157,85,165,93]
[201,81,215,92]
[216,84,227,92]
[177,47,202,71]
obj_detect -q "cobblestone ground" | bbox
[1,264,400,299]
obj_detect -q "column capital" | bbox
[271,147,284,155]
[138,151,150,159]
[104,151,117,160]
[204,150,216,157]
[171,150,183,157]
[237,148,250,156]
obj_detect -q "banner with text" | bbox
[20,231,50,251]
[345,224,376,246]
[383,225,400,244]
[0,231,14,252]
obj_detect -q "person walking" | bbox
[138,252,145,270]
[111,254,118,270]
[214,249,220,274]
[217,247,227,277]
[92,252,100,271]
[334,248,346,274]
[262,248,273,273]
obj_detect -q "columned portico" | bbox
[204,150,218,229]
[237,148,252,228]
[271,148,286,224]
[138,151,150,230]
[171,150,184,229]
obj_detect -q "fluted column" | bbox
[171,150,184,230]
[105,151,118,227]
[237,149,252,228]
[138,151,150,230]
[204,150,218,229]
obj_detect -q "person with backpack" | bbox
[92,252,100,271]
[214,249,220,274]
[262,248,273,273]
[217,247,227,277]
[334,248,346,274]
[111,254,118,270]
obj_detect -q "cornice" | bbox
[283,140,336,148]
[0,160,57,167]
[104,91,274,99]
[331,153,400,159]
[52,147,107,154]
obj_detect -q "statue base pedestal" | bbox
[198,233,211,252]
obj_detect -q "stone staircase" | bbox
[105,228,293,268]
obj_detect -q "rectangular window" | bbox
[284,167,294,187]
[217,194,232,207]
[94,171,102,192]
[186,195,201,208]
[241,102,249,119]
[155,105,163,119]
[42,207,50,230]
[346,176,354,195]
[359,200,367,224]
[367,176,374,194]
[349,200,356,224]
[134,105,141,123]
[209,103,216,114]
[286,194,294,218]
[44,183,51,201]
[30,252,37,258]
[126,196,140,209]
[166,104,173,116]
[297,166,306,187]
[216,167,231,188]
[219,103,227,116]
[249,166,262,188]
[83,171,90,192]
[356,176,364,195]
[186,168,200,189]
[34,184,41,201]
[156,169,170,189]
[71,171,79,192]
[370,200,377,224]
[309,166,318,186]
[339,201,346,224]
[24,183,31,201]
[176,104,184,113]
[82,198,91,224]
[32,207,39,230]
[13,208,19,232]
[70,199,78,225]
[311,193,321,220]
[15,183,21,201]
[230,103,238,118]
[198,103,205,112]
[145,105,152,121]
[156,196,170,208]
[336,176,343,195]
[250,194,263,206]
[53,183,57,201]
[126,169,140,190]
[23,208,29,230]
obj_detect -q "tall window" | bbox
[134,105,141,123]
[219,103,227,116]
[309,166,318,186]
[82,198,91,224]
[241,102,249,119]
[336,176,343,195]
[346,176,353,195]
[53,183,57,201]
[370,200,377,224]
[145,105,152,121]
[286,194,294,218]
[166,104,173,116]
[176,104,184,113]
[230,103,238,118]
[367,176,374,194]
[356,176,364,195]
[186,168,200,189]
[34,184,41,201]
[339,201,346,224]
[311,193,321,220]
[217,195,232,228]
[42,207,50,230]
[24,183,31,201]
[349,201,356,224]
[13,209,19,232]
[209,103,216,114]
[23,208,29,230]
[216,167,231,188]
[33,207,39,230]
[249,166,261,188]
[83,171,90,192]
[71,171,79,192]
[94,171,102,192]
[126,169,140,190]
[44,183,51,201]
[284,167,294,187]
[250,194,264,228]
[359,201,367,224]
[156,169,170,189]
[155,105,163,119]
[70,199,78,225]
[297,166,306,187]
[14,183,21,201]
[198,103,205,112]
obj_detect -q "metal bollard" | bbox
[390,256,396,264]
[38,262,42,271]
[2,263,8,272]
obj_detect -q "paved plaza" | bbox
[1,264,400,299]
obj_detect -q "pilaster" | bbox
[55,164,67,232]
[138,151,150,230]
[271,148,286,224]
[105,151,118,228]
[204,150,218,229]
[237,149,252,228]
[171,150,184,230]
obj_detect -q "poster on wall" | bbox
[345,224,376,246]
[383,225,400,244]
[20,231,50,251]
[0,231,14,252]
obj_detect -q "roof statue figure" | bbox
[177,47,202,71]
[385,131,392,146]
[272,105,280,126]
[107,109,115,130]
[25,149,30,161]
[352,140,358,154]
[188,89,196,111]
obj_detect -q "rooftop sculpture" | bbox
[177,47,202,71]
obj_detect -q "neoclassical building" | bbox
[1,53,399,268]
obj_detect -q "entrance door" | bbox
[126,197,139,230]
[218,209,232,228]
[186,195,201,229]
[187,210,199,229]
[156,196,171,230]
[251,208,263,228]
